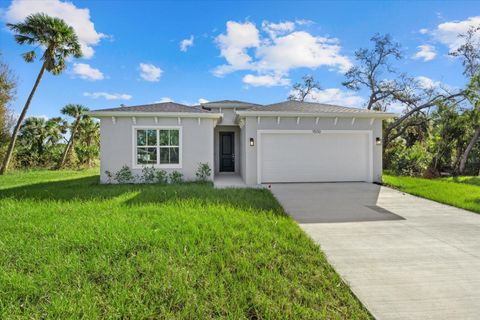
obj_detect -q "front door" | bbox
[220,132,235,172]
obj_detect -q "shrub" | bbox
[389,141,432,176]
[155,169,168,184]
[169,170,183,184]
[104,170,113,184]
[141,166,156,183]
[195,162,212,182]
[114,165,135,183]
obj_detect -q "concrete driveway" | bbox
[270,183,480,320]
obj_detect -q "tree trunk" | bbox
[0,63,46,174]
[58,118,80,169]
[458,125,480,174]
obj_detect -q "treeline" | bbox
[0,101,99,170]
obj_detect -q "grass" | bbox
[0,169,370,319]
[383,174,480,214]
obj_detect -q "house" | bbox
[88,100,395,185]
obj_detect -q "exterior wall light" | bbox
[376,137,382,145]
[250,138,255,146]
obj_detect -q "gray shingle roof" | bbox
[91,102,212,113]
[203,100,262,109]
[244,101,386,114]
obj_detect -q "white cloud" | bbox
[295,19,314,26]
[243,73,290,87]
[388,101,407,114]
[433,16,480,50]
[214,21,260,76]
[155,97,173,103]
[419,28,429,34]
[83,92,132,100]
[4,0,105,59]
[31,114,49,121]
[213,20,351,86]
[180,35,194,52]
[413,45,437,61]
[139,63,163,82]
[415,76,441,89]
[298,88,365,107]
[72,63,104,80]
[197,98,209,104]
[262,20,295,38]
[256,31,352,73]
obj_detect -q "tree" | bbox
[343,34,406,111]
[0,55,17,146]
[384,84,465,148]
[75,116,99,167]
[0,13,82,174]
[16,116,67,167]
[288,75,321,101]
[58,104,89,168]
[342,33,465,149]
[450,26,480,174]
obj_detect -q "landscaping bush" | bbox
[155,169,168,184]
[141,166,156,183]
[169,170,183,183]
[104,170,113,184]
[195,162,212,182]
[114,165,135,183]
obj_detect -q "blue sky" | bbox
[0,0,479,118]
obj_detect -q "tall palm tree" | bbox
[58,104,89,168]
[0,13,82,174]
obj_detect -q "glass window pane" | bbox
[170,130,179,146]
[137,130,146,146]
[147,129,157,146]
[159,147,169,164]
[169,147,179,164]
[159,130,169,146]
[137,147,157,164]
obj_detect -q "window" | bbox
[135,128,181,167]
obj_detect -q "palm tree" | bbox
[76,116,100,167]
[18,117,47,154]
[77,117,99,146]
[58,104,89,168]
[0,13,82,174]
[44,117,68,147]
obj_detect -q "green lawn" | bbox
[383,174,480,213]
[0,169,370,319]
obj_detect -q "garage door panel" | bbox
[260,132,370,183]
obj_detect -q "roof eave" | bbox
[86,111,224,119]
[235,111,397,119]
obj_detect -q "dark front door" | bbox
[220,132,235,172]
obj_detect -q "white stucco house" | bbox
[88,100,395,185]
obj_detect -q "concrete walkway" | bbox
[270,183,480,320]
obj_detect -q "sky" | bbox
[0,0,479,119]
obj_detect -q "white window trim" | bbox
[132,126,182,169]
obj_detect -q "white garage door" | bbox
[259,131,371,183]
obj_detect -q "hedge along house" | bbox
[88,100,395,185]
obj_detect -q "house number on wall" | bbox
[312,129,322,134]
